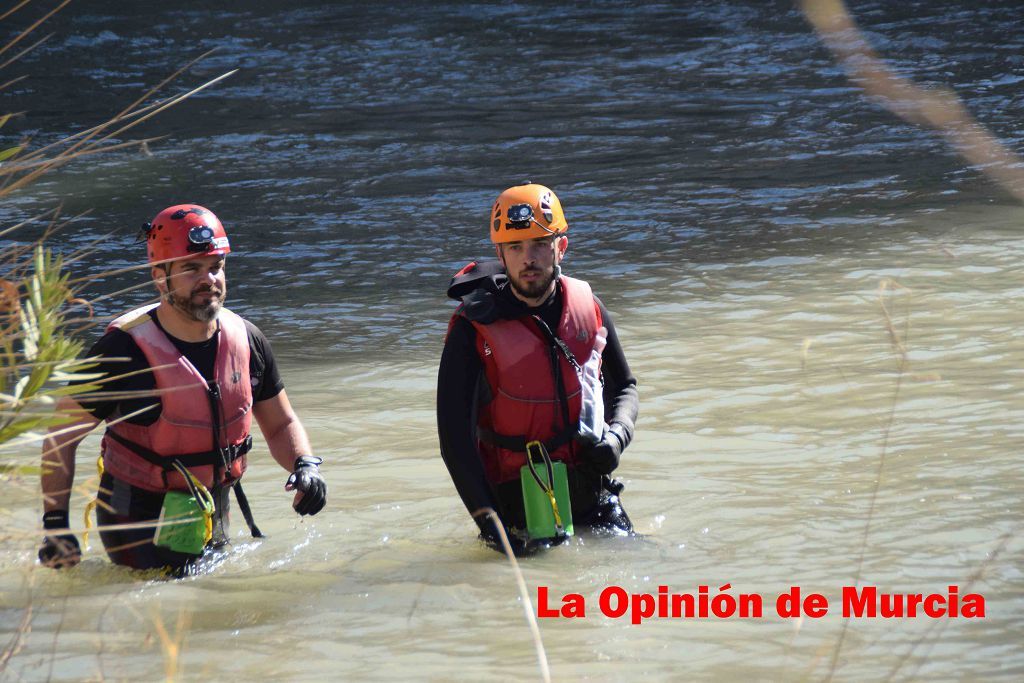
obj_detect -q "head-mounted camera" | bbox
[506,203,534,228]
[187,225,216,252]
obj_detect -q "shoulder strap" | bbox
[559,276,599,343]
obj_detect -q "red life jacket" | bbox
[458,276,602,484]
[100,304,253,493]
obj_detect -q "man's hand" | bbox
[285,456,327,516]
[38,510,82,569]
[580,422,627,475]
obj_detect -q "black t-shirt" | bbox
[72,309,284,426]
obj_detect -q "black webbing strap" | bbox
[169,460,202,501]
[477,425,576,453]
[530,315,581,373]
[232,481,264,538]
[523,441,556,492]
[529,316,577,438]
[106,431,252,470]
[524,440,566,537]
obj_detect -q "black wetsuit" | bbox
[71,309,282,570]
[437,271,639,552]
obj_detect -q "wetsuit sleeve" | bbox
[67,329,154,422]
[595,298,639,450]
[244,320,284,402]
[436,315,503,538]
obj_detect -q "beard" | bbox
[508,267,556,301]
[167,287,224,322]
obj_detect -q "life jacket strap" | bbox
[232,480,264,538]
[106,430,253,470]
[477,425,576,454]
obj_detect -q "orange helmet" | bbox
[490,182,567,244]
[143,204,231,264]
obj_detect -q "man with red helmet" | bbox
[38,204,327,573]
[437,183,639,555]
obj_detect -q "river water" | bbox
[1,1,1022,680]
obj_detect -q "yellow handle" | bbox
[173,463,216,546]
[82,455,104,546]
[526,440,564,533]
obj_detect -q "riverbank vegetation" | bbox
[1,2,234,677]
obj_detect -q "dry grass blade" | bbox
[800,0,1024,202]
[472,507,551,683]
[31,398,163,461]
[107,46,221,137]
[0,571,34,676]
[151,608,191,681]
[0,30,52,71]
[884,530,1016,681]
[0,210,90,263]
[77,68,238,153]
[14,47,220,171]
[0,207,61,240]
[0,8,241,679]
[67,260,159,285]
[0,69,236,198]
[0,0,70,59]
[0,74,29,92]
[825,279,911,681]
[15,101,163,163]
[0,0,33,23]
[67,279,157,312]
[0,135,165,178]
[61,230,122,267]
[0,512,216,542]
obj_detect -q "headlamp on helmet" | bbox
[188,225,215,250]
[506,203,534,228]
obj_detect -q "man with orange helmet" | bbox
[437,183,639,554]
[38,204,327,573]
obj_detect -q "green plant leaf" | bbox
[0,463,42,476]
[0,146,21,162]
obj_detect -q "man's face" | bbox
[496,235,567,301]
[155,254,227,322]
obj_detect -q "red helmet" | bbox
[143,204,231,264]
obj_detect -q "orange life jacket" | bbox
[100,304,253,492]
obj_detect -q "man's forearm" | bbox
[263,415,313,471]
[41,418,95,513]
[253,390,315,472]
[437,318,502,528]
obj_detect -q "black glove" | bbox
[38,510,81,569]
[285,456,327,516]
[580,423,627,475]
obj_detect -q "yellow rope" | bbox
[172,462,215,546]
[83,456,215,548]
[82,455,103,546]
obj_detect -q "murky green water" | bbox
[2,1,1022,680]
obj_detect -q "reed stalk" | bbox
[0,4,233,679]
[472,508,552,683]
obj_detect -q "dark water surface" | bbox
[3,2,1023,681]
[4,0,1022,355]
